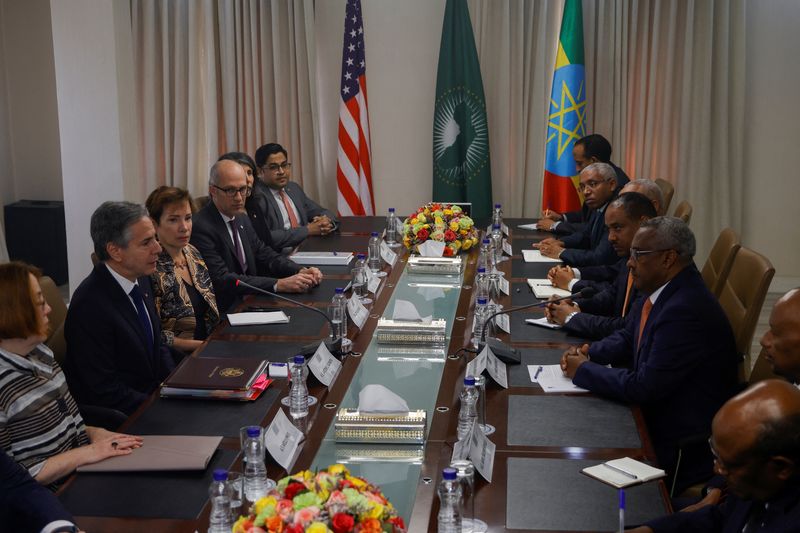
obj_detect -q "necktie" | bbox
[637,298,653,349]
[229,220,248,273]
[621,270,634,317]
[279,189,299,228]
[129,284,154,354]
[742,501,766,532]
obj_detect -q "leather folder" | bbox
[76,435,222,472]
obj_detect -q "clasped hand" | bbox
[560,343,590,378]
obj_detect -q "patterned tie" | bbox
[637,298,653,349]
[129,284,154,354]
[229,220,248,274]
[279,189,300,228]
[621,270,634,317]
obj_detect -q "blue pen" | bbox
[618,489,625,533]
[332,251,338,256]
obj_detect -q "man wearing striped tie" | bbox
[560,217,739,495]
[247,143,338,253]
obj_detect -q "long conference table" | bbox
[57,217,672,532]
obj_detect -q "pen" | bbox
[618,489,625,533]
[604,463,639,480]
[333,251,338,256]
[534,365,543,380]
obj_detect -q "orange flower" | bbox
[358,518,383,533]
[265,515,284,532]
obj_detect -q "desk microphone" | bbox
[476,286,597,364]
[234,279,343,357]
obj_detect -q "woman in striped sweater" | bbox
[0,262,142,487]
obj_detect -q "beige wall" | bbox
[742,0,800,283]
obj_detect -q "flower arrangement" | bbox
[233,464,406,533]
[402,203,479,256]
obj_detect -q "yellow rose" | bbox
[462,239,473,251]
[253,496,277,516]
[409,217,418,225]
[451,240,462,251]
[366,501,385,519]
[434,216,444,226]
[449,221,459,231]
[327,464,348,475]
[443,209,453,216]
[417,214,427,223]
[306,522,330,533]
[346,475,367,489]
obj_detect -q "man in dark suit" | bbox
[191,159,322,313]
[760,288,800,385]
[535,162,620,267]
[247,142,338,252]
[0,452,79,533]
[538,133,630,234]
[64,202,178,416]
[561,217,739,493]
[544,192,657,339]
[630,380,800,532]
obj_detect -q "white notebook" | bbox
[535,364,588,393]
[521,249,562,263]
[527,279,571,299]
[582,457,666,488]
[290,251,353,265]
[227,311,289,326]
[525,317,562,330]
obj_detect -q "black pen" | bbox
[534,365,543,380]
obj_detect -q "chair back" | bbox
[672,200,693,224]
[654,178,675,212]
[195,195,210,210]
[717,246,775,381]
[46,322,68,366]
[39,276,68,344]
[701,228,741,297]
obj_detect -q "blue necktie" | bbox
[129,284,154,353]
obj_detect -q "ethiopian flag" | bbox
[433,0,492,222]
[542,0,586,213]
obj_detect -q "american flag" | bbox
[336,0,375,216]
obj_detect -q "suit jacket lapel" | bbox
[207,203,243,271]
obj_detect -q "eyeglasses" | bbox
[264,162,292,172]
[213,185,252,198]
[629,248,671,262]
[577,178,610,192]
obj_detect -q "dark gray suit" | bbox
[246,180,338,252]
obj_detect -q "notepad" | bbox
[525,317,562,329]
[517,223,539,231]
[227,311,289,326]
[535,364,588,393]
[522,250,562,263]
[582,457,666,488]
[527,279,571,299]
[290,251,353,265]
[77,435,222,472]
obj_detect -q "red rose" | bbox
[416,228,430,241]
[389,516,406,531]
[340,478,355,490]
[284,481,307,500]
[332,512,355,533]
[444,229,457,242]
[285,524,304,533]
[443,246,454,257]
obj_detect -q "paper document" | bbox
[522,249,561,263]
[228,311,289,326]
[517,223,539,231]
[526,279,571,299]
[535,364,589,393]
[290,251,353,265]
[525,317,562,329]
[582,457,666,488]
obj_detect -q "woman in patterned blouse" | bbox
[146,186,220,353]
[0,262,141,486]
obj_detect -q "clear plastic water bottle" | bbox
[471,297,489,349]
[457,376,479,442]
[243,427,269,503]
[477,238,495,274]
[351,253,370,302]
[367,232,382,273]
[208,469,232,533]
[490,224,503,264]
[289,355,309,419]
[329,288,351,352]
[474,267,489,302]
[386,207,398,245]
[492,203,503,228]
[437,467,463,533]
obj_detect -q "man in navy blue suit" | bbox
[65,202,179,415]
[534,162,620,267]
[630,380,800,532]
[544,192,657,339]
[560,217,739,493]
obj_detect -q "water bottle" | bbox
[457,376,479,442]
[492,203,503,228]
[437,467,463,533]
[471,297,489,349]
[477,238,495,274]
[490,224,503,264]
[386,207,398,245]
[208,469,232,533]
[289,355,309,419]
[329,288,351,352]
[243,426,269,503]
[351,253,369,299]
[368,232,382,273]
[474,267,489,302]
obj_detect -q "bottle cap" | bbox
[388,207,395,212]
[477,267,486,273]
[464,376,475,386]
[293,355,305,365]
[477,297,487,305]
[371,231,379,237]
[495,203,501,208]
[442,467,457,480]
[246,427,261,438]
[357,253,366,259]
[213,468,228,482]
[335,287,344,294]
[482,238,490,244]
[493,223,500,229]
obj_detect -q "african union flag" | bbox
[542,0,586,213]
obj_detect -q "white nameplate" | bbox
[380,241,398,267]
[499,275,510,295]
[502,239,513,256]
[496,313,511,334]
[466,345,489,378]
[308,342,341,387]
[367,274,381,294]
[501,223,509,236]
[469,419,496,482]
[347,296,369,329]
[265,408,305,470]
[485,348,509,389]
